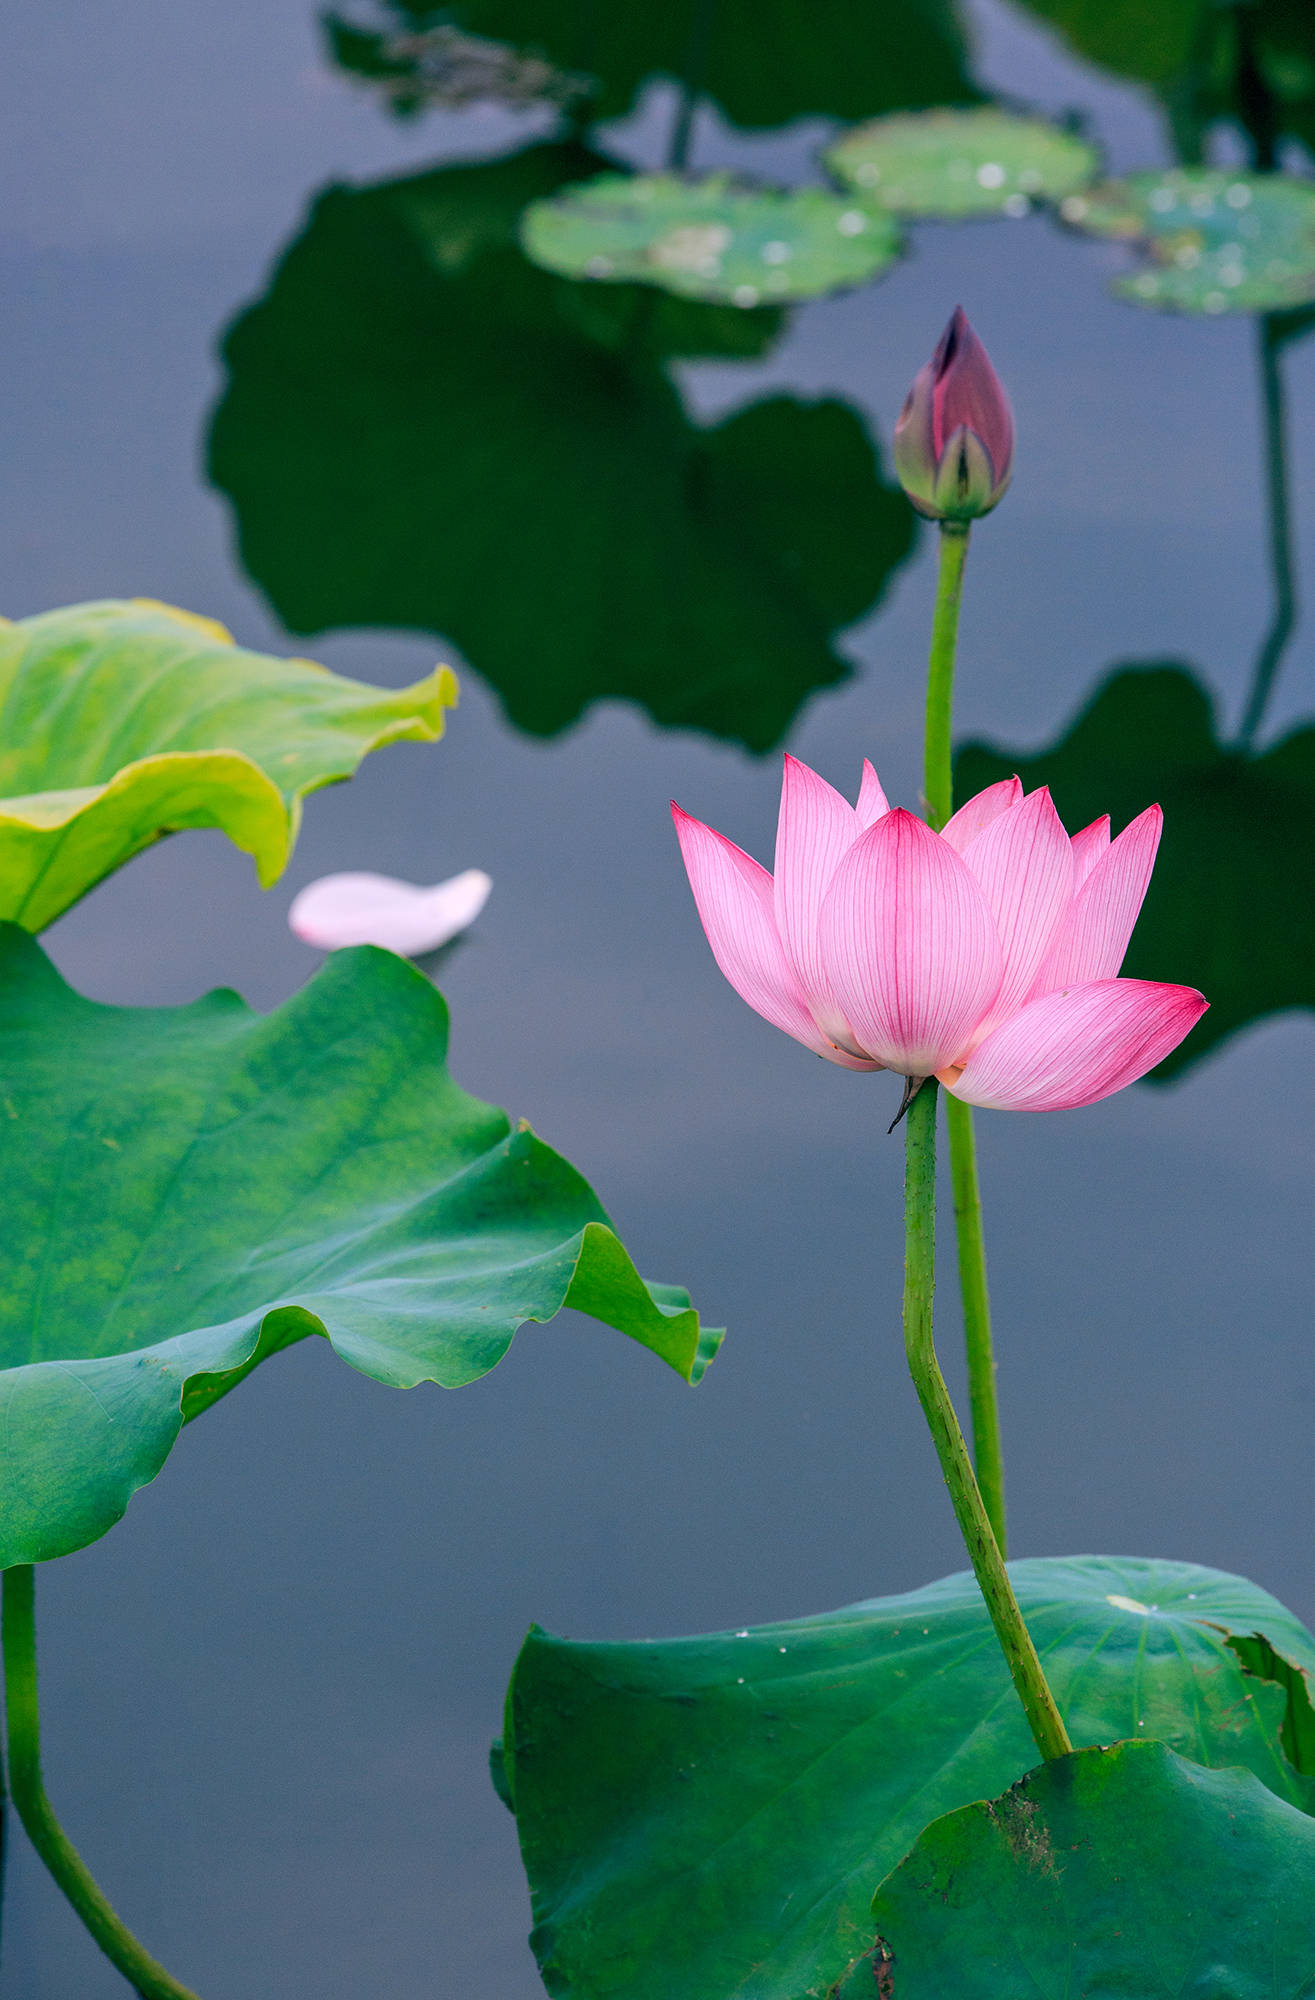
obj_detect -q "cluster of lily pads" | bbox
[519,104,1315,318]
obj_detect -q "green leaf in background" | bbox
[955,663,1315,1079]
[322,0,980,130]
[209,142,916,752]
[0,598,454,931]
[858,1740,1315,1995]
[502,1555,1315,2000]
[0,928,719,1567]
[521,173,902,306]
[1062,168,1315,313]
[825,107,1098,220]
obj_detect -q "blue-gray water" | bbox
[2,3,1314,1993]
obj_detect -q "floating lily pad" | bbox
[826,107,1098,219]
[209,143,917,752]
[503,1555,1315,2000]
[0,599,454,932]
[1061,168,1315,313]
[521,172,902,306]
[0,929,719,1567]
[861,1740,1315,1995]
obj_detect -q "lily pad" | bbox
[0,928,719,1568]
[503,1555,1315,2000]
[954,662,1315,1080]
[520,173,902,306]
[826,107,1098,219]
[861,1740,1315,1994]
[209,142,916,751]
[0,598,454,932]
[1061,168,1315,313]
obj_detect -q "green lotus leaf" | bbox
[520,173,902,306]
[954,662,1315,1079]
[208,142,916,752]
[0,598,455,931]
[0,928,720,1568]
[1061,168,1315,313]
[858,1740,1315,1995]
[825,107,1098,219]
[322,0,980,131]
[503,1555,1315,2000]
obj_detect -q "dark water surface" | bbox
[2,4,1314,1994]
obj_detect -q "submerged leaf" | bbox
[521,173,902,305]
[0,929,719,1567]
[826,107,1098,219]
[1061,168,1315,313]
[862,1740,1315,1994]
[505,1555,1315,1999]
[208,142,916,752]
[0,598,454,930]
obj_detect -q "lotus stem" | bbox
[922,518,1007,1549]
[902,1083,1070,1762]
[1238,314,1296,748]
[2,1566,204,2000]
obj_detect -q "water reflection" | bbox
[321,0,980,129]
[208,139,917,750]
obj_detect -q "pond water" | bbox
[3,3,1314,1993]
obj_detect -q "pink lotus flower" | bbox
[289,868,491,957]
[894,306,1014,522]
[672,759,1206,1112]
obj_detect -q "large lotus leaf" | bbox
[208,142,915,752]
[520,173,901,306]
[955,663,1315,1079]
[502,1555,1315,2000]
[0,928,719,1567]
[826,108,1098,220]
[322,0,980,131]
[855,1740,1315,1995]
[1062,168,1315,313]
[0,599,453,931]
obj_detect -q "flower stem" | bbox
[1237,314,1297,749]
[902,1084,1070,1762]
[921,518,1008,1548]
[944,1092,1006,1553]
[923,521,970,833]
[2,1566,204,2000]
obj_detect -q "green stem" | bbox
[1237,315,1296,748]
[923,522,970,833]
[2,1567,204,2000]
[944,1092,1006,1553]
[902,1085,1070,1763]
[921,518,1008,1547]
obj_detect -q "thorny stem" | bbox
[922,519,1008,1549]
[2,1566,204,2000]
[1237,315,1297,748]
[902,1085,1071,1761]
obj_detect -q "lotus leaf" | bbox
[826,107,1098,219]
[1061,168,1315,313]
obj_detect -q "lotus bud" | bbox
[893,307,1014,523]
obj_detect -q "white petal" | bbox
[289,869,492,957]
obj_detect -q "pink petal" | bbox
[1033,806,1162,996]
[672,804,877,1069]
[958,787,1075,1030]
[289,868,492,956]
[1070,815,1111,886]
[856,759,890,829]
[945,978,1208,1112]
[941,777,1022,855]
[818,808,1003,1075]
[773,756,861,1039]
[932,307,1015,490]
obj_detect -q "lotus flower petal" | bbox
[959,786,1074,1031]
[672,804,878,1069]
[1034,806,1162,995]
[856,758,890,829]
[819,808,1003,1074]
[289,867,492,956]
[946,977,1208,1112]
[931,309,1014,489]
[940,777,1022,855]
[1070,814,1112,885]
[773,756,864,1045]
